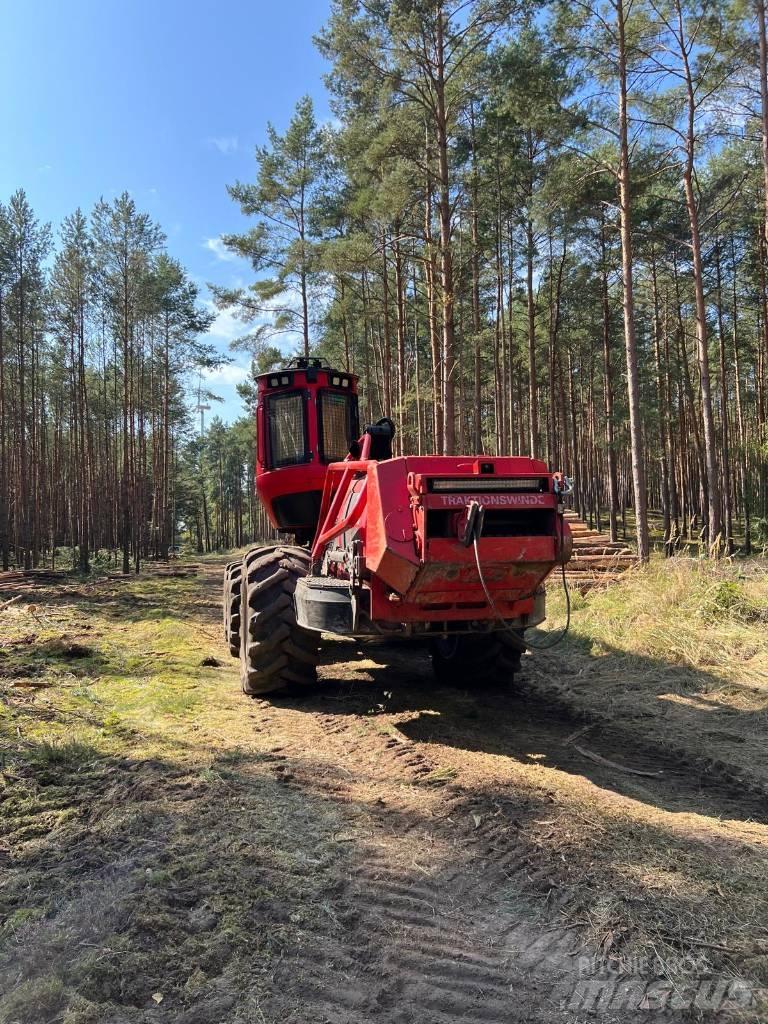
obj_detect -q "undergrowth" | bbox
[0,570,224,780]
[550,556,768,683]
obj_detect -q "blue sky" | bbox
[0,0,333,423]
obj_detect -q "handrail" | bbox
[312,479,368,559]
[311,433,372,563]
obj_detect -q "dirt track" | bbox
[1,558,767,1023]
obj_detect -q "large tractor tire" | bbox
[429,631,524,687]
[240,545,320,697]
[223,559,243,658]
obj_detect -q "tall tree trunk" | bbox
[616,0,650,560]
[380,232,393,419]
[731,233,752,552]
[758,0,768,285]
[423,145,442,452]
[393,231,407,453]
[548,228,566,468]
[121,267,130,576]
[525,208,538,458]
[676,0,721,548]
[0,286,7,570]
[340,276,351,372]
[714,235,734,552]
[601,217,619,542]
[435,11,455,455]
[651,251,671,553]
[470,103,482,454]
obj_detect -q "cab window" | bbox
[320,392,358,462]
[268,392,308,468]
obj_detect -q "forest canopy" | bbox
[3,0,768,570]
[217,0,768,559]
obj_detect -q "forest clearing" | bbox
[1,555,767,1022]
[4,0,768,1020]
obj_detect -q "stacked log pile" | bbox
[0,561,200,597]
[560,511,639,591]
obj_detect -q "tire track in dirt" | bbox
[251,689,761,1019]
[225,661,519,1018]
[202,561,761,1022]
[236,673,585,1021]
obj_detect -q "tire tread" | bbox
[240,546,319,696]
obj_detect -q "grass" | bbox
[0,571,222,771]
[534,557,768,799]
[0,570,220,1015]
[554,556,768,676]
[0,562,353,1024]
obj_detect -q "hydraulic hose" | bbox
[471,507,571,651]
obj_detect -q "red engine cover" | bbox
[313,454,571,627]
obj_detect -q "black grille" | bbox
[427,508,554,538]
[267,392,309,468]
[271,490,323,530]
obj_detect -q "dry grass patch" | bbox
[535,556,768,792]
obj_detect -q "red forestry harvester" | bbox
[223,358,573,695]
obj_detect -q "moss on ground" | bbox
[0,563,349,1024]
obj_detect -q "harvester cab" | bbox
[253,357,361,546]
[223,358,572,697]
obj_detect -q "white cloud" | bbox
[201,362,251,386]
[204,236,237,262]
[206,304,246,342]
[203,290,303,351]
[207,135,239,155]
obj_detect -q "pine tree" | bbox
[214,96,328,359]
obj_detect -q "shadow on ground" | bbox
[269,637,768,825]
[1,723,764,1024]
